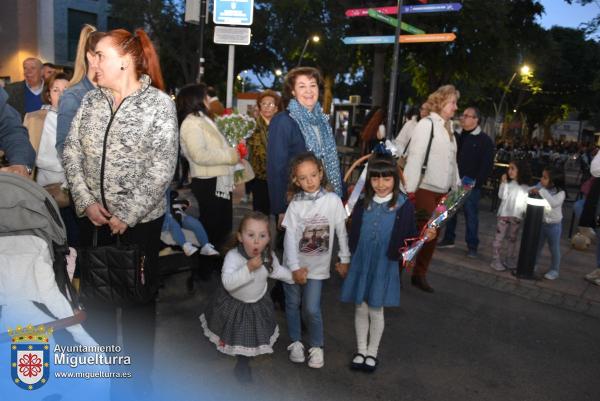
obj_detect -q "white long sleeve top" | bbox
[538,187,565,224]
[591,151,600,178]
[282,190,350,279]
[497,180,529,218]
[35,111,66,186]
[221,248,294,303]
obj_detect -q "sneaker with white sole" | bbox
[200,243,220,256]
[308,347,324,368]
[287,341,305,363]
[490,260,506,271]
[544,270,559,280]
[585,268,600,280]
[182,242,199,257]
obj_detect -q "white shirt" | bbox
[591,151,600,178]
[497,181,529,218]
[394,117,418,154]
[221,248,294,303]
[282,191,350,279]
[35,111,66,186]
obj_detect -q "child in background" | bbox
[531,166,566,280]
[200,212,306,358]
[162,188,219,257]
[282,152,350,369]
[490,160,532,271]
[337,154,435,372]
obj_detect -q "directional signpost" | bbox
[343,1,461,142]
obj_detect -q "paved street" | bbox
[153,265,600,401]
[151,190,600,401]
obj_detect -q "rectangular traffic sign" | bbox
[342,33,456,45]
[214,26,251,45]
[367,9,425,34]
[345,3,462,17]
[213,0,254,25]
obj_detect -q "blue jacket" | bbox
[0,88,35,167]
[55,76,95,156]
[349,195,418,261]
[266,111,307,214]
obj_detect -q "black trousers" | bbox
[250,178,271,215]
[191,177,233,250]
[78,216,163,399]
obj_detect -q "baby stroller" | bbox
[0,172,109,399]
[0,171,85,330]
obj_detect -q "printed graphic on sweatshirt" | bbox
[299,215,330,255]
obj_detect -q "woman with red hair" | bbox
[63,28,178,397]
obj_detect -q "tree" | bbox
[564,0,600,36]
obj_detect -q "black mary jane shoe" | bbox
[350,353,366,370]
[363,356,379,373]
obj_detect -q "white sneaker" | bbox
[585,269,600,280]
[182,242,199,257]
[307,347,324,368]
[544,270,559,280]
[200,243,220,256]
[287,341,305,363]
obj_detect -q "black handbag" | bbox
[78,228,153,307]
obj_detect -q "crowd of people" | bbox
[1,22,599,400]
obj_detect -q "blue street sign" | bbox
[342,36,395,45]
[402,2,462,14]
[213,0,254,26]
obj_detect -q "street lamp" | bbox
[495,64,532,137]
[297,35,320,67]
[275,68,283,77]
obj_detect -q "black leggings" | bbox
[191,177,233,250]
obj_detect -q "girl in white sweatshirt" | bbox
[531,166,566,280]
[490,160,531,271]
[200,212,305,357]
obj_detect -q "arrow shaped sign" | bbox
[345,3,462,17]
[367,9,425,34]
[343,33,456,45]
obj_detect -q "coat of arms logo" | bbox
[9,324,53,390]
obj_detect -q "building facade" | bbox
[0,0,113,84]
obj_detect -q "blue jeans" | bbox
[442,188,481,251]
[162,211,209,247]
[283,279,324,348]
[536,222,562,273]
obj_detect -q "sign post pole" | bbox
[385,0,403,140]
[226,44,235,108]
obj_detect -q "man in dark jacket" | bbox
[0,87,36,177]
[438,106,494,258]
[4,57,45,120]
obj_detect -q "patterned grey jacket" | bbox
[63,74,178,226]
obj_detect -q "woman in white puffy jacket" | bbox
[402,85,461,292]
[176,83,240,251]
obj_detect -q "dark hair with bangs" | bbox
[510,159,532,186]
[543,165,565,192]
[364,154,400,208]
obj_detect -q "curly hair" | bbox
[282,67,322,108]
[425,85,460,115]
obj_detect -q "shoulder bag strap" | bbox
[402,138,411,156]
[420,118,435,176]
